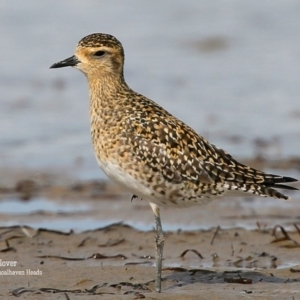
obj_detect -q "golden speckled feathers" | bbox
[51,33,298,204]
[122,95,297,200]
[78,33,124,54]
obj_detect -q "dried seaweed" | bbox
[224,273,252,284]
[88,253,127,259]
[179,249,204,259]
[79,236,126,248]
[98,238,125,247]
[77,237,94,247]
[37,255,86,261]
[227,252,277,269]
[37,252,127,261]
[37,228,73,236]
[290,268,300,273]
[294,223,300,235]
[271,225,300,248]
[133,292,146,299]
[11,287,35,296]
[64,293,70,300]
[210,225,221,245]
[0,227,20,237]
[110,281,151,291]
[163,267,188,272]
[10,268,300,297]
[82,222,132,233]
[125,261,152,266]
[11,285,115,297]
[0,239,16,252]
[189,269,216,276]
[85,284,106,292]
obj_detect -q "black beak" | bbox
[50,55,80,69]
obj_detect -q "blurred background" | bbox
[0,1,299,230]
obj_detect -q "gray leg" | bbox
[150,203,165,293]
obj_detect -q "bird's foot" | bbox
[131,194,143,202]
[131,194,138,202]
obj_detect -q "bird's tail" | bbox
[249,175,297,200]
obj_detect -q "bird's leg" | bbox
[149,203,164,293]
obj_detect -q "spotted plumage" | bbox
[50,33,298,292]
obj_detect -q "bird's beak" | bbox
[50,55,80,69]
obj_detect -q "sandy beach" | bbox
[1,223,300,299]
[0,160,299,299]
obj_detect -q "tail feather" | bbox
[226,174,298,200]
[263,174,298,191]
[264,175,297,184]
[269,184,298,191]
[257,174,298,200]
[262,187,289,200]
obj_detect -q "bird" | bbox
[50,33,298,292]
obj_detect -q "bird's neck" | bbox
[89,73,125,104]
[88,73,131,124]
[88,73,131,154]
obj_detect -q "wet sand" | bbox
[1,224,300,299]
[0,159,299,299]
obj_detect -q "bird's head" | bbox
[50,33,125,79]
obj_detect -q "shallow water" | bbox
[0,195,299,232]
[0,197,90,214]
[0,1,300,179]
[1,0,300,234]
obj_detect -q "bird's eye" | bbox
[94,50,105,57]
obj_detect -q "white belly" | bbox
[95,157,222,207]
[96,158,155,201]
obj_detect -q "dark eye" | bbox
[94,50,105,57]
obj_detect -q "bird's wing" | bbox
[123,110,210,183]
[124,107,297,190]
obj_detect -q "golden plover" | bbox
[50,33,298,292]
